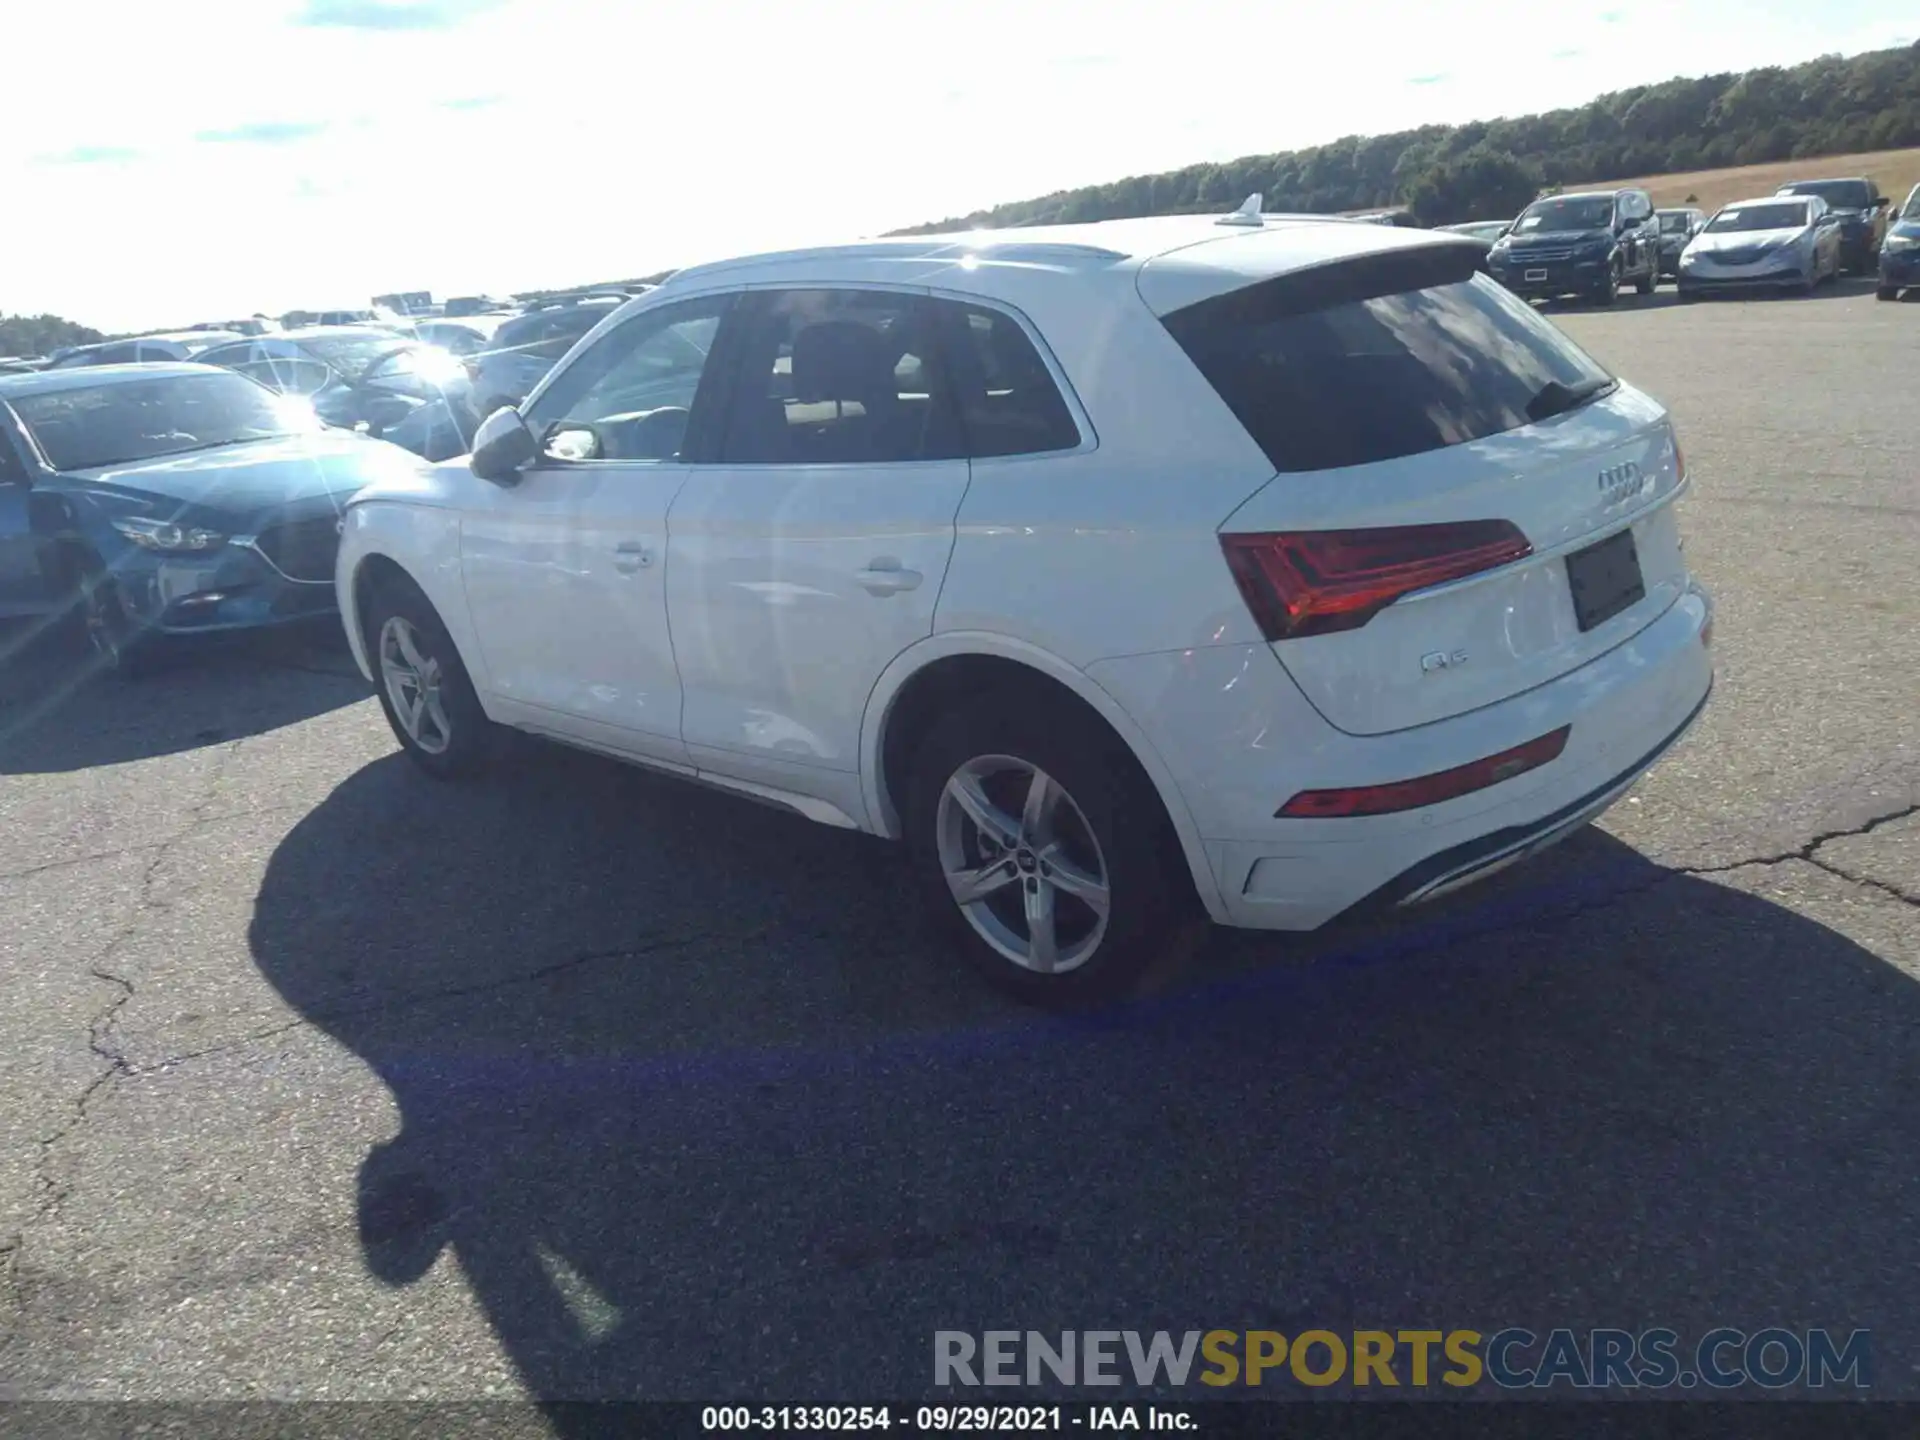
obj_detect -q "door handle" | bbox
[855,559,922,596]
[613,541,653,573]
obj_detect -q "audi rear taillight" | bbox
[1278,725,1571,818]
[1219,520,1533,641]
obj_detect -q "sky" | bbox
[7,0,1914,333]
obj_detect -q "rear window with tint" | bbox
[1161,255,1613,473]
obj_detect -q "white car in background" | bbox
[44,330,246,368]
[1676,194,1843,298]
[336,201,1714,1006]
[411,314,514,360]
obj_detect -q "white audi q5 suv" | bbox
[336,200,1714,1005]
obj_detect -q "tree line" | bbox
[0,313,107,360]
[892,41,1920,232]
[8,44,1918,348]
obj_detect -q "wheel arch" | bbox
[347,552,414,666]
[859,635,1228,924]
[338,500,472,688]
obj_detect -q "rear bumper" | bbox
[1333,681,1709,919]
[1088,581,1714,931]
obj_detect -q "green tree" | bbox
[0,313,105,358]
[888,41,1920,236]
[1403,148,1544,226]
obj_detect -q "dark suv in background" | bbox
[1654,207,1707,279]
[1775,177,1888,273]
[1486,187,1661,304]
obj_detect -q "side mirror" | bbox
[470,407,538,485]
[361,394,419,433]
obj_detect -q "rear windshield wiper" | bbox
[1526,376,1617,423]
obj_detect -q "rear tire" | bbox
[361,573,498,780]
[1878,285,1899,301]
[1634,265,1656,295]
[901,694,1200,1008]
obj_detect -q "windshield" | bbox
[293,332,409,380]
[1513,196,1615,233]
[12,372,318,470]
[1705,202,1811,233]
[1658,213,1692,234]
[1780,180,1872,209]
[418,318,508,355]
[494,306,617,362]
[1903,186,1920,221]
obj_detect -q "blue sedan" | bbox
[0,363,429,674]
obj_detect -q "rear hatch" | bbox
[1161,241,1689,737]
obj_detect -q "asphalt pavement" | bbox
[1,279,1917,1416]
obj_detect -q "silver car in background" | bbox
[1675,195,1842,299]
[463,297,626,420]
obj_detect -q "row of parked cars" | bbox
[1441,175,1920,304]
[2,193,1733,1003]
[12,290,653,464]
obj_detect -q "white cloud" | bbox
[4,0,1912,330]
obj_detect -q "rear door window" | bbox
[717,289,963,465]
[196,343,254,368]
[930,301,1081,457]
[1161,247,1614,473]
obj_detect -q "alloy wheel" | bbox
[378,615,453,755]
[934,755,1111,975]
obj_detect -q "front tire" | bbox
[64,551,159,680]
[362,575,498,780]
[902,697,1198,1008]
[1593,263,1620,307]
[1878,284,1899,301]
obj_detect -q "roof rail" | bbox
[1216,193,1265,227]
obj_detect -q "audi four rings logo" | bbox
[1597,461,1647,506]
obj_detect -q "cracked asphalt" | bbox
[0,282,1917,1415]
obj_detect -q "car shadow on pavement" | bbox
[251,745,1920,1417]
[0,619,368,774]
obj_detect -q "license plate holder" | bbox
[1565,528,1645,632]
[1525,267,1549,281]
